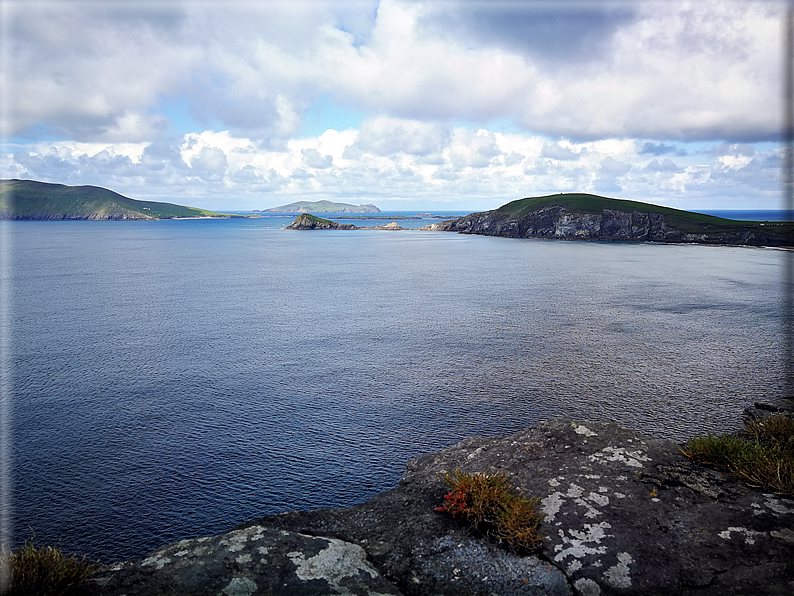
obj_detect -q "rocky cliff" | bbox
[423,195,794,246]
[90,417,794,596]
[284,213,357,229]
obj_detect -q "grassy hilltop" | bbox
[495,193,785,235]
[436,193,794,246]
[0,179,239,220]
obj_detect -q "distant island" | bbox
[0,179,241,220]
[255,200,381,214]
[424,193,794,247]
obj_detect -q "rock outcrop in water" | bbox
[421,194,794,246]
[285,213,406,230]
[285,213,357,230]
[90,418,794,596]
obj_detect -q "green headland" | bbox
[0,179,241,220]
[433,193,794,246]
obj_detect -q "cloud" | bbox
[302,148,333,169]
[2,0,785,144]
[4,125,782,210]
[541,142,580,161]
[419,0,636,66]
[0,0,786,210]
[353,116,449,156]
[191,147,228,179]
[644,158,680,173]
[639,142,687,156]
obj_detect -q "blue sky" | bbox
[0,0,789,211]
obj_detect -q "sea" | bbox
[3,210,790,563]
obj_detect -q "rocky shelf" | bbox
[90,417,794,596]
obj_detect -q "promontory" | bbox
[0,179,239,220]
[423,193,794,247]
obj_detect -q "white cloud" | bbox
[0,0,787,210]
[3,124,783,210]
[6,0,783,143]
[353,115,449,157]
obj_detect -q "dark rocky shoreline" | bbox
[423,204,794,246]
[90,417,794,596]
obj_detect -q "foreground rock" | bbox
[91,419,794,595]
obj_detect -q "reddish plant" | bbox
[435,469,544,551]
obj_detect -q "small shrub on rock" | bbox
[435,469,544,551]
[0,542,98,596]
[683,414,794,497]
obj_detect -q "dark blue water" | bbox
[6,217,787,563]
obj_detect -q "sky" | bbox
[0,0,790,212]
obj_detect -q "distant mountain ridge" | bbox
[426,193,794,246]
[0,179,238,220]
[256,200,381,214]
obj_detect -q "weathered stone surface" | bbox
[91,419,794,595]
[91,525,402,595]
[397,419,794,595]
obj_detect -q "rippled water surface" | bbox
[7,218,786,562]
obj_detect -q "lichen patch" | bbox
[574,577,602,596]
[288,537,380,593]
[589,446,651,468]
[141,553,171,570]
[771,528,794,543]
[553,522,612,563]
[763,495,794,515]
[603,552,633,588]
[718,527,766,545]
[220,576,257,596]
[574,424,598,437]
[588,492,609,507]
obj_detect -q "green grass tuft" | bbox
[435,469,544,551]
[0,542,98,596]
[683,414,794,497]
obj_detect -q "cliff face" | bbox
[427,204,793,246]
[2,209,153,221]
[91,418,794,596]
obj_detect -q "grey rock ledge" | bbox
[91,418,794,596]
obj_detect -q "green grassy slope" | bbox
[0,180,238,220]
[496,193,793,236]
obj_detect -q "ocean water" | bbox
[696,210,791,221]
[5,216,787,563]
